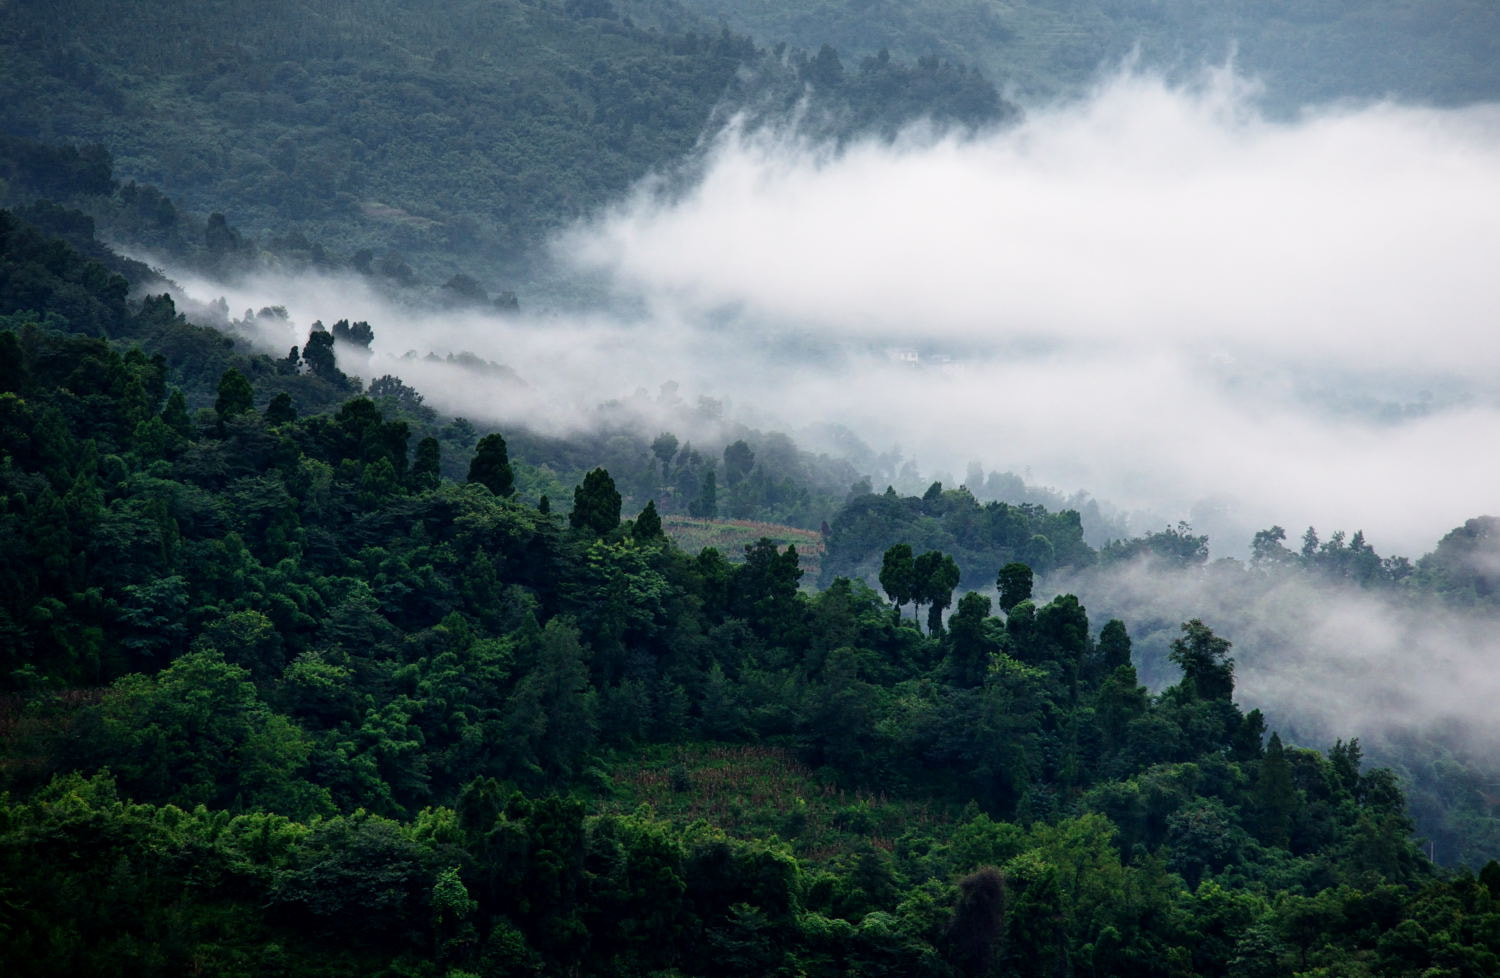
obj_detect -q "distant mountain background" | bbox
[667,0,1500,107]
[4,0,1495,294]
[0,0,1006,288]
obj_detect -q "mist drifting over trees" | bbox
[3,1,1500,974]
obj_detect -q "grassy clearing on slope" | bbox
[595,742,955,864]
[662,517,825,582]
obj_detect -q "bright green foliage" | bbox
[86,647,325,813]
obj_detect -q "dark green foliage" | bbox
[302,328,342,385]
[0,210,1491,978]
[571,467,621,535]
[634,498,663,540]
[0,0,1019,287]
[410,435,440,491]
[1097,618,1131,670]
[691,466,718,518]
[0,209,129,337]
[1230,707,1267,764]
[468,432,515,497]
[879,542,915,611]
[1168,619,1235,702]
[824,487,1091,589]
[214,366,253,417]
[732,538,805,642]
[1254,733,1296,848]
[723,439,755,486]
[0,3,747,276]
[331,318,374,349]
[945,865,1006,976]
[998,561,1034,614]
[265,390,297,426]
[917,550,961,635]
[946,591,996,688]
[1243,520,1419,589]
[1101,521,1209,567]
[0,136,114,199]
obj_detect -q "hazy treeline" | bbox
[666,0,1500,107]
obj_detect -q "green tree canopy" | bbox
[410,436,441,492]
[634,499,663,540]
[1169,618,1235,702]
[214,367,254,418]
[468,433,515,497]
[572,468,621,535]
[879,543,915,612]
[997,562,1033,614]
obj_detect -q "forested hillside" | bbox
[5,203,1500,974]
[669,0,1500,107]
[4,0,1500,972]
[0,0,1009,287]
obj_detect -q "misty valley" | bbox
[3,1,1500,976]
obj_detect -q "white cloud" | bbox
[164,66,1500,557]
[1051,556,1500,758]
[562,67,1500,554]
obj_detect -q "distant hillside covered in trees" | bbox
[669,0,1500,108]
[0,0,1013,288]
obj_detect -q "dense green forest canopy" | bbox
[5,203,1500,974]
[4,0,1500,970]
